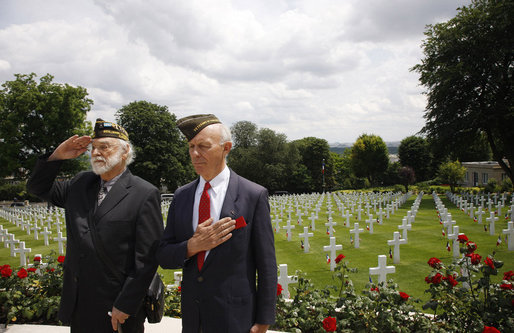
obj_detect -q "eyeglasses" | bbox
[87,143,117,154]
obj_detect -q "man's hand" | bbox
[48,135,91,161]
[187,217,236,257]
[250,323,269,333]
[110,306,130,331]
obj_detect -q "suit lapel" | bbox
[87,175,101,229]
[94,169,131,222]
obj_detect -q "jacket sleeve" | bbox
[114,186,164,315]
[155,196,190,269]
[26,154,69,207]
[252,188,277,325]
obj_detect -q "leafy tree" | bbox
[412,0,514,187]
[0,73,93,178]
[350,134,389,186]
[398,136,432,181]
[398,166,416,192]
[293,137,334,192]
[228,122,307,193]
[437,160,466,193]
[116,101,195,191]
[231,120,258,148]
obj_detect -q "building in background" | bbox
[461,161,509,187]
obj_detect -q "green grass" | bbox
[1,194,513,308]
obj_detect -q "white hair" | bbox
[216,123,232,145]
[117,138,135,165]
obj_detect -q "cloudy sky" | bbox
[0,0,470,144]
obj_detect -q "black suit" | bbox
[156,169,277,333]
[27,156,164,332]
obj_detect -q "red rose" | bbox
[370,287,379,292]
[443,274,458,287]
[425,276,431,284]
[431,273,443,284]
[399,292,410,300]
[457,234,469,244]
[428,257,441,268]
[503,270,514,281]
[482,326,500,333]
[500,283,512,290]
[466,241,477,253]
[1,265,13,278]
[17,268,28,279]
[177,286,182,292]
[57,256,65,263]
[277,283,283,296]
[484,257,495,270]
[33,256,41,262]
[28,267,37,273]
[47,268,55,273]
[335,254,345,264]
[468,253,482,265]
[322,316,337,332]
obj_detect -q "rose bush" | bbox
[0,251,63,325]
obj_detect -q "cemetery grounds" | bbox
[1,191,513,314]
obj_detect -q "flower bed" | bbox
[1,239,512,332]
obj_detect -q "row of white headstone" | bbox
[1,206,67,266]
[443,192,514,251]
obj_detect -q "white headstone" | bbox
[299,227,314,253]
[369,255,395,285]
[323,237,343,271]
[13,241,32,267]
[502,221,514,251]
[277,264,298,299]
[350,223,364,249]
[387,232,407,264]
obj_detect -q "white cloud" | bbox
[0,0,471,144]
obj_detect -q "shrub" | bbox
[484,179,500,193]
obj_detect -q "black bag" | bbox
[87,214,165,323]
[144,272,165,323]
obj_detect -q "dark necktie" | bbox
[197,182,211,271]
[97,186,108,206]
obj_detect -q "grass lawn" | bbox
[1,193,513,310]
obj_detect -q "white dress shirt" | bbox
[192,166,230,258]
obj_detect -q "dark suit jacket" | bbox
[27,156,164,331]
[156,169,277,333]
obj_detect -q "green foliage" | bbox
[0,252,64,325]
[437,161,466,193]
[163,285,181,318]
[350,134,389,186]
[398,166,416,192]
[484,179,500,194]
[412,0,514,187]
[293,137,334,192]
[0,73,93,179]
[116,101,195,191]
[398,136,433,181]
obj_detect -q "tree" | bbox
[398,136,432,181]
[116,101,195,191]
[231,120,258,148]
[350,134,389,186]
[398,166,416,192]
[437,160,466,193]
[293,137,334,192]
[0,73,93,178]
[412,0,514,188]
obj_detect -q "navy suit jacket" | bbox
[156,169,277,333]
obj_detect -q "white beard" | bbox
[91,149,124,175]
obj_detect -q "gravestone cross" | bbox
[323,237,343,271]
[299,227,314,253]
[387,231,407,264]
[502,221,514,251]
[350,223,364,249]
[486,212,498,236]
[13,241,32,267]
[369,255,395,285]
[54,231,67,255]
[278,264,298,299]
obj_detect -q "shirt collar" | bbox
[198,166,230,195]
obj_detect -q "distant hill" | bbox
[329,142,400,155]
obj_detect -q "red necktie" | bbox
[197,182,211,271]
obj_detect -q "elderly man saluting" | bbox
[157,114,277,333]
[27,119,163,332]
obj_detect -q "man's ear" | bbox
[223,141,232,153]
